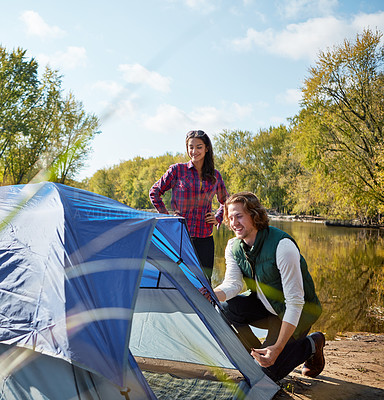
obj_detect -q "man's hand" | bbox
[199,287,213,302]
[251,344,282,368]
[252,321,296,367]
[199,287,227,303]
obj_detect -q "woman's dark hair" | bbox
[224,191,269,231]
[186,130,216,183]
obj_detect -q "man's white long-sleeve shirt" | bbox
[215,237,305,328]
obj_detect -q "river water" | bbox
[212,220,384,338]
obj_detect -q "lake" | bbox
[212,220,384,339]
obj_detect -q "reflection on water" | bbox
[212,221,384,338]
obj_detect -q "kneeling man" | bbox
[212,192,325,382]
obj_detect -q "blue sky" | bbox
[1,0,384,180]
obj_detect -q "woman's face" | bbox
[187,137,208,164]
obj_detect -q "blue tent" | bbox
[0,182,279,399]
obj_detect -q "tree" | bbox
[249,125,298,211]
[47,92,100,183]
[214,127,298,212]
[214,130,256,194]
[86,153,187,208]
[0,46,99,185]
[12,67,63,184]
[0,47,41,183]
[86,168,116,199]
[295,29,384,221]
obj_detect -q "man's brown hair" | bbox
[224,191,269,231]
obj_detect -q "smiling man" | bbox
[212,192,325,382]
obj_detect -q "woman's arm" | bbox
[213,171,229,225]
[149,165,177,214]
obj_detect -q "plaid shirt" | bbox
[149,161,228,238]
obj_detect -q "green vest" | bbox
[232,226,322,340]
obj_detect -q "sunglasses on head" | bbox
[186,130,206,138]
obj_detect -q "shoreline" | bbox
[145,208,384,229]
[268,213,384,229]
[275,332,384,399]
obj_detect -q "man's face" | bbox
[227,202,257,246]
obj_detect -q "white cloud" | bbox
[352,11,384,34]
[190,106,230,126]
[231,16,346,60]
[93,80,124,98]
[143,102,256,134]
[231,12,384,61]
[96,97,138,125]
[184,0,217,13]
[92,82,143,123]
[38,46,87,70]
[276,88,302,105]
[230,3,266,21]
[143,104,192,133]
[92,81,135,120]
[113,98,138,118]
[277,0,338,19]
[119,64,171,93]
[20,10,65,39]
[233,102,256,117]
[165,0,217,13]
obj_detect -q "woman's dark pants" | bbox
[191,236,214,283]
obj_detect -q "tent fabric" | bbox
[0,343,148,400]
[0,182,279,399]
[131,288,234,367]
[0,183,155,389]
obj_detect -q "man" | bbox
[211,192,325,382]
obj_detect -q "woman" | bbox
[149,130,228,282]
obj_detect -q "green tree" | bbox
[214,130,256,194]
[250,125,297,211]
[0,47,41,183]
[214,127,298,212]
[48,92,100,183]
[86,153,187,209]
[13,67,63,184]
[295,29,384,221]
[87,168,117,199]
[0,46,99,185]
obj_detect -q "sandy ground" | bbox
[274,332,384,400]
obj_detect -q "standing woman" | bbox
[149,130,229,283]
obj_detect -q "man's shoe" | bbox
[302,332,325,378]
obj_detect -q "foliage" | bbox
[213,126,299,212]
[47,92,100,183]
[293,29,384,222]
[0,46,99,185]
[213,130,255,194]
[86,153,188,209]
